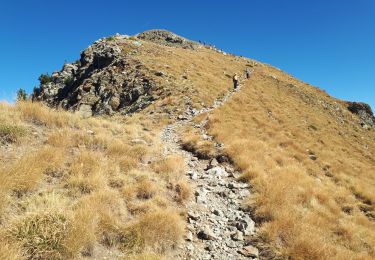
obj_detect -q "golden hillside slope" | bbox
[205,67,375,259]
[0,102,191,259]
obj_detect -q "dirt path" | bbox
[161,83,260,259]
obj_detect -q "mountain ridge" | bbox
[32,29,374,129]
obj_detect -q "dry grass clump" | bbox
[8,211,70,259]
[181,129,217,159]
[0,121,27,143]
[172,179,192,203]
[120,210,184,254]
[151,155,185,180]
[207,68,375,258]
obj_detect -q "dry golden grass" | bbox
[0,240,22,260]
[207,69,375,258]
[0,121,27,143]
[151,155,185,181]
[17,101,79,128]
[0,101,189,259]
[120,209,184,253]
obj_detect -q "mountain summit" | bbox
[1,30,374,259]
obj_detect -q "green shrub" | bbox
[106,36,115,42]
[64,76,74,86]
[16,89,28,101]
[0,121,27,143]
[38,73,52,85]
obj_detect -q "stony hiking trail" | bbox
[161,81,260,259]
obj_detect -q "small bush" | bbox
[38,73,52,85]
[106,36,115,41]
[120,210,183,253]
[173,180,192,204]
[63,76,74,86]
[16,89,28,101]
[9,212,70,259]
[0,122,26,143]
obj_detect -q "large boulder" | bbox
[347,102,375,127]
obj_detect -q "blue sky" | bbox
[1,0,374,109]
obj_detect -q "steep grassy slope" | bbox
[204,67,375,259]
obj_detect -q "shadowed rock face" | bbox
[347,102,375,127]
[32,36,157,117]
[136,29,200,49]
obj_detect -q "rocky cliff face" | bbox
[33,36,156,117]
[347,101,375,128]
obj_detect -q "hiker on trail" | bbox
[233,73,239,89]
[245,68,253,79]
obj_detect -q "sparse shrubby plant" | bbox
[16,88,28,101]
[106,36,115,41]
[64,76,74,86]
[0,121,26,143]
[38,73,52,85]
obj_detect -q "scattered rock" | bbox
[186,231,193,241]
[231,231,244,241]
[197,227,216,240]
[212,209,222,216]
[178,115,189,120]
[238,245,259,258]
[130,139,148,145]
[188,212,200,221]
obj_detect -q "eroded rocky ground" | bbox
[161,83,260,259]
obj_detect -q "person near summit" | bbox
[233,73,239,89]
[245,67,253,79]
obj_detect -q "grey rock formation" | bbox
[32,37,157,116]
[347,102,375,127]
[136,29,200,50]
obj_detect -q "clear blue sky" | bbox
[1,0,374,109]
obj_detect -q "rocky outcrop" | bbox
[136,29,200,50]
[347,102,375,128]
[33,36,157,117]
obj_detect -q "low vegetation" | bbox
[0,101,189,259]
[0,121,26,143]
[38,73,52,85]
